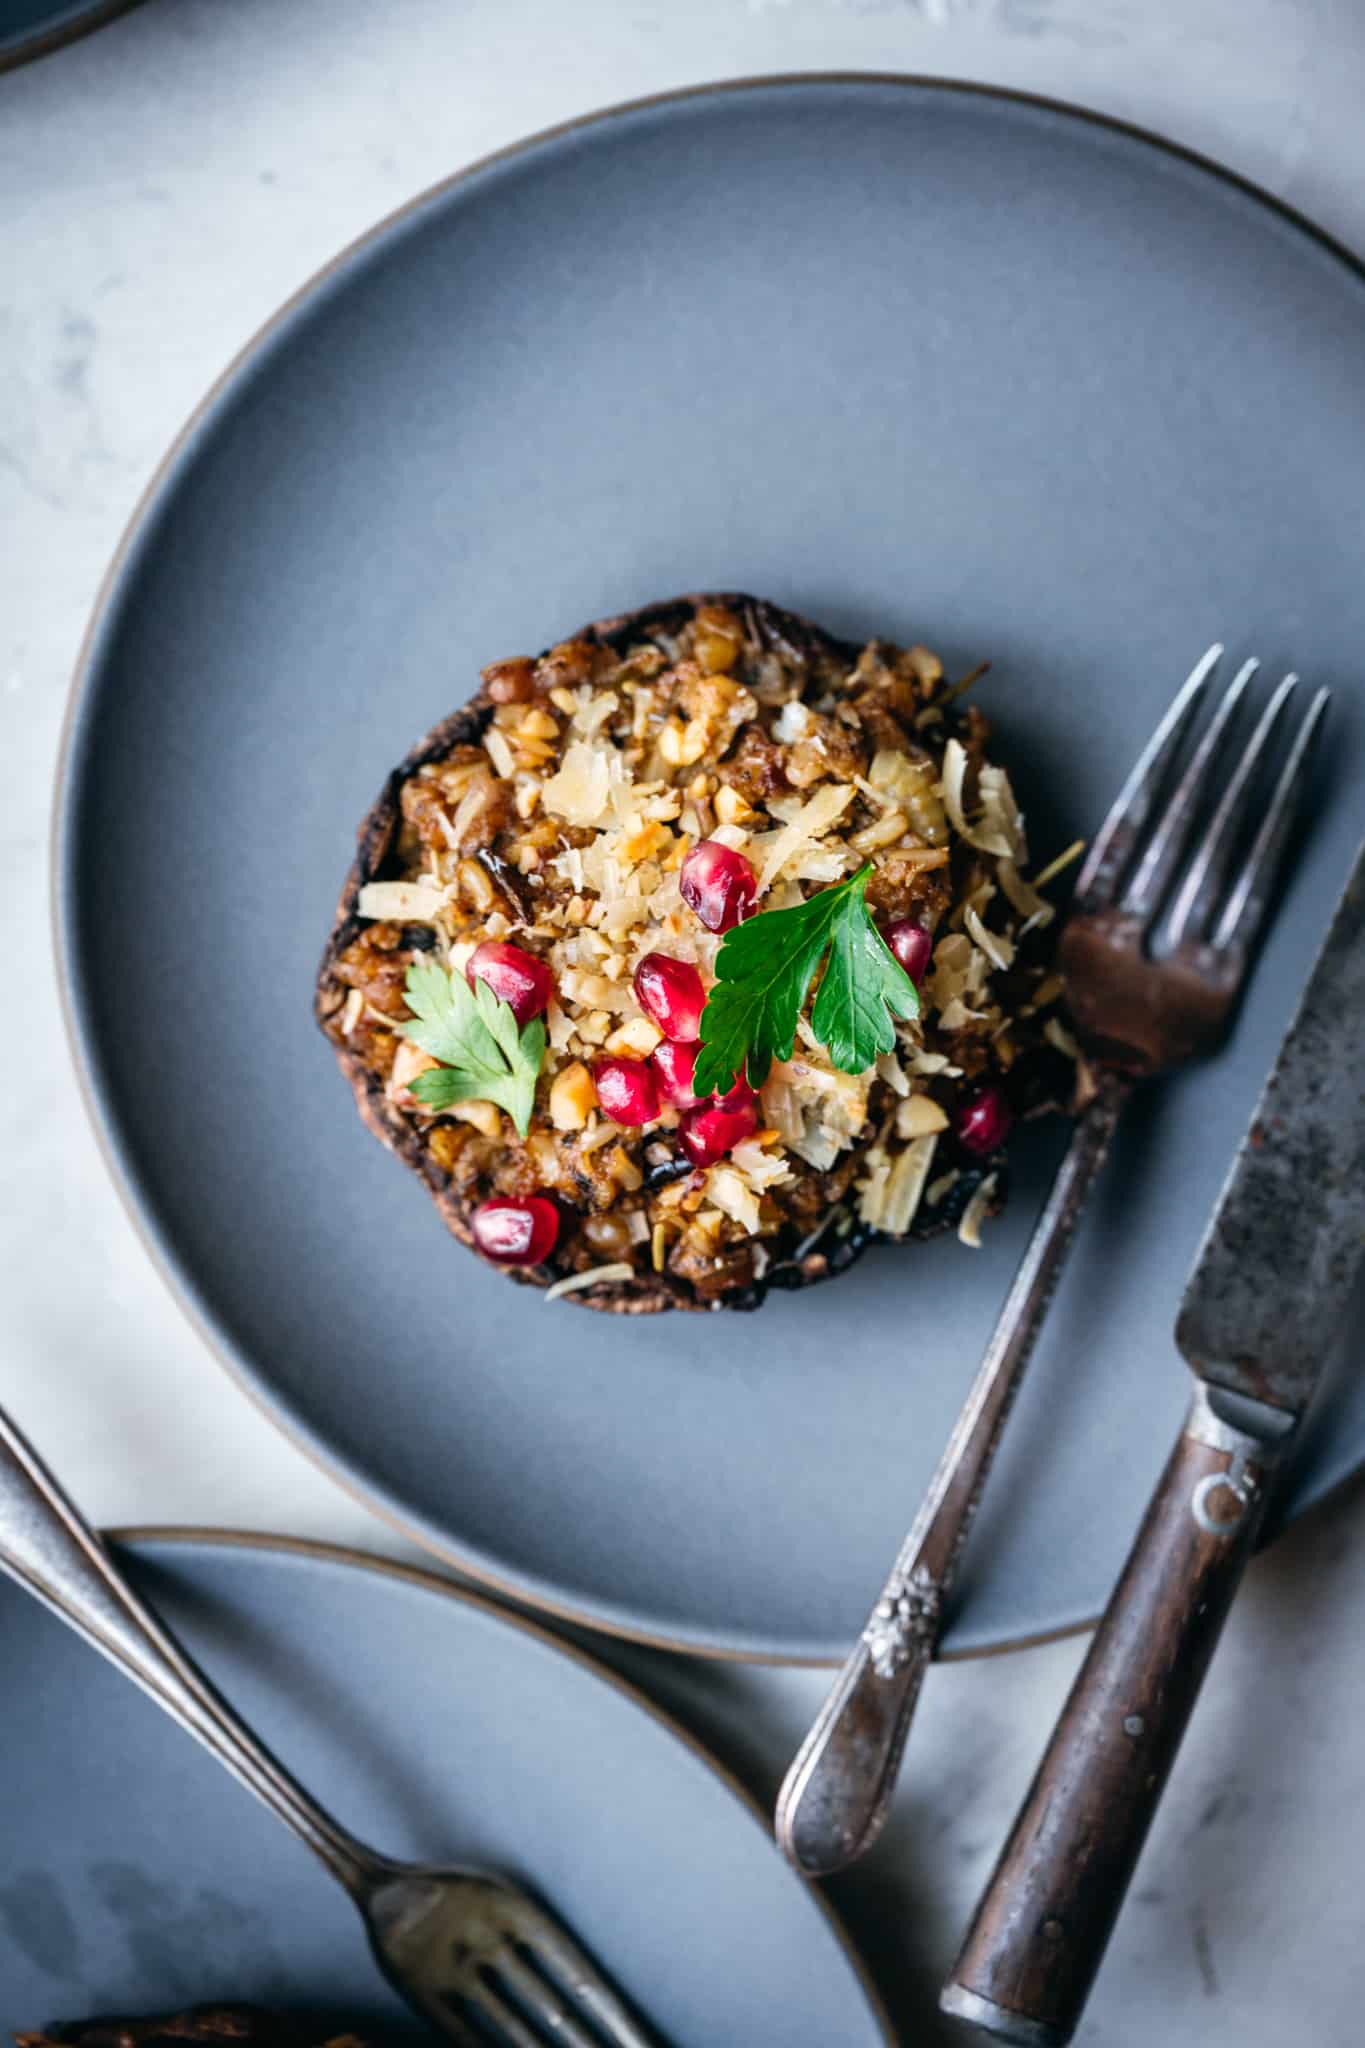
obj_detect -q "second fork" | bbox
[776,645,1328,1878]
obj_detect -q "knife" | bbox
[941,835,1365,2048]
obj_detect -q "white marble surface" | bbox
[5,3,1365,2042]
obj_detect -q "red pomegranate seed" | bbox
[467,941,554,1025]
[651,1037,701,1109]
[679,1080,760,1167]
[470,1195,559,1266]
[883,917,933,985]
[955,1084,1014,1157]
[593,1056,661,1127]
[633,952,707,1041]
[679,840,757,933]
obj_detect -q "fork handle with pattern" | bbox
[775,1076,1130,1877]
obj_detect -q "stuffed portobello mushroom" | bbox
[316,595,1078,1312]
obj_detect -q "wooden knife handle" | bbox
[941,1385,1287,2047]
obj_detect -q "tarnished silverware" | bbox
[943,835,1365,2046]
[776,645,1328,1878]
[0,1402,653,2048]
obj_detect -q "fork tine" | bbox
[1072,643,1223,913]
[1162,672,1311,950]
[461,1974,545,2048]
[493,1950,614,2047]
[523,1919,657,2048]
[1210,684,1330,955]
[403,1992,499,2048]
[1118,657,1259,921]
[1163,671,1298,946]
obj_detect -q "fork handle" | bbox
[0,1401,381,1896]
[776,1077,1131,1876]
[941,1384,1290,2046]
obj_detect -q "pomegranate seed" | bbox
[470,1195,559,1266]
[634,952,706,1041]
[679,840,757,933]
[955,1084,1014,1157]
[883,917,933,985]
[679,1081,760,1167]
[651,1037,701,1109]
[593,1056,661,1127]
[467,941,554,1026]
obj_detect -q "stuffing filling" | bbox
[318,599,1077,1307]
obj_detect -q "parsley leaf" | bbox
[692,865,919,1097]
[812,876,921,1071]
[399,960,545,1137]
[691,887,848,1097]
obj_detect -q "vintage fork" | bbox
[776,644,1329,1878]
[0,1401,654,2048]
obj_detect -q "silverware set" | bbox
[777,646,1365,2043]
[5,643,1359,2045]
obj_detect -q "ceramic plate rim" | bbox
[54,73,1365,1665]
[0,0,145,73]
[63,1524,895,2043]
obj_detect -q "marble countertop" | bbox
[5,3,1365,2042]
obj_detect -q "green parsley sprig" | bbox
[691,864,920,1098]
[399,960,545,1137]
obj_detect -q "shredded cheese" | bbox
[356,878,448,922]
[875,1135,940,1235]
[977,764,1027,862]
[571,689,620,739]
[904,1047,961,1077]
[727,1138,794,1193]
[560,967,636,1013]
[941,739,1026,860]
[965,905,1016,973]
[542,741,618,827]
[998,858,1054,932]
[754,783,854,894]
[876,1050,911,1097]
[706,1167,763,1236]
[895,1093,949,1138]
[958,1172,1001,1249]
[1045,1016,1082,1060]
[1030,838,1086,891]
[543,1262,634,1303]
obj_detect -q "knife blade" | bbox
[1176,838,1365,1419]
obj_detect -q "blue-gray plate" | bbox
[0,1532,889,2039]
[56,78,1365,1662]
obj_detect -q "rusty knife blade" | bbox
[1175,838,1365,1417]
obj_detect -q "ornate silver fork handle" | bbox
[776,1074,1130,1877]
[0,1404,383,1897]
